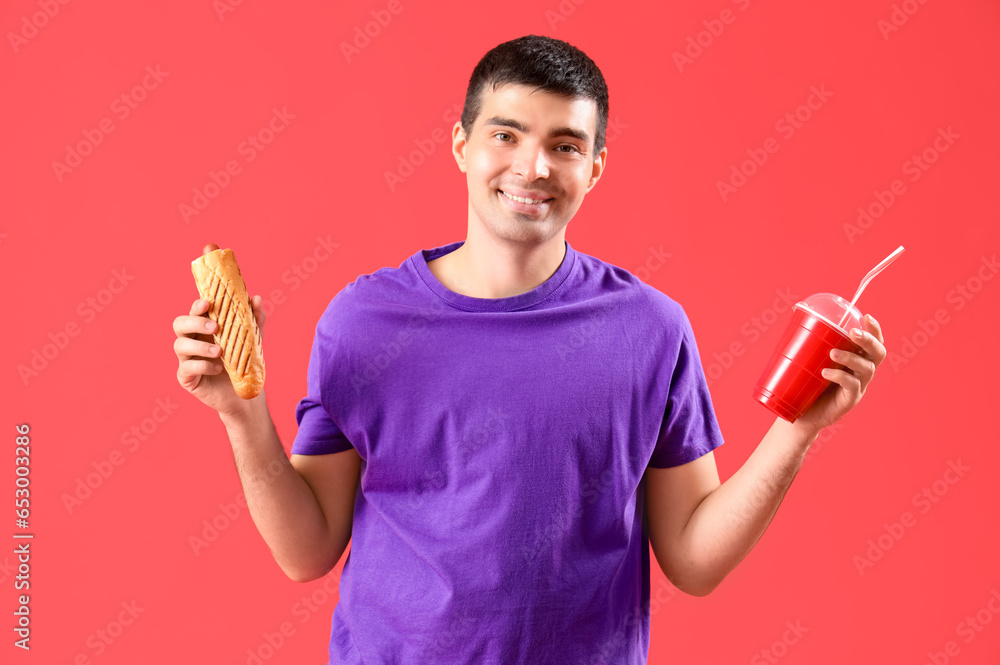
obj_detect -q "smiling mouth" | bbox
[499,189,554,205]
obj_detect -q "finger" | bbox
[178,358,225,387]
[173,307,218,339]
[821,367,861,394]
[849,325,884,365]
[862,313,884,344]
[174,336,221,362]
[864,312,882,339]
[251,294,266,330]
[830,348,876,381]
[861,313,887,366]
[173,313,217,338]
[188,298,212,317]
[179,357,225,376]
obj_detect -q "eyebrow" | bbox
[483,116,590,146]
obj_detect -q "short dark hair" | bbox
[461,34,610,156]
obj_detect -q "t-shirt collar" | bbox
[412,239,577,312]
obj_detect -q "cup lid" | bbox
[794,292,863,337]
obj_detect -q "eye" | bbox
[493,133,582,154]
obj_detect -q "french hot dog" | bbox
[191,244,265,399]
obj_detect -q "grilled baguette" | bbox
[191,245,265,399]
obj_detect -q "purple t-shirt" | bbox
[291,239,724,664]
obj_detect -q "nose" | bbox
[511,141,550,181]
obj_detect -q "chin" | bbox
[489,219,566,246]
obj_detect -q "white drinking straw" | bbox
[838,245,906,328]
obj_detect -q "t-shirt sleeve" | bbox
[290,308,355,456]
[647,306,725,468]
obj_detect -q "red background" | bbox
[3,0,999,663]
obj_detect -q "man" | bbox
[173,34,886,664]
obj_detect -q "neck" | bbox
[440,226,567,299]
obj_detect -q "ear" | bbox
[452,121,468,173]
[584,146,607,194]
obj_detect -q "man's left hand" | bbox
[792,313,886,436]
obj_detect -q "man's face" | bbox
[452,83,606,247]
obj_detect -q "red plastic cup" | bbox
[753,293,867,423]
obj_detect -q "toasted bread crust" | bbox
[191,248,265,399]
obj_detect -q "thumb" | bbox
[251,295,266,333]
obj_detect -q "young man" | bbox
[173,35,886,664]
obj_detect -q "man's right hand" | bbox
[173,294,266,417]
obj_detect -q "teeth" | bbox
[502,190,548,205]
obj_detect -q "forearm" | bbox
[674,417,819,595]
[220,391,332,582]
